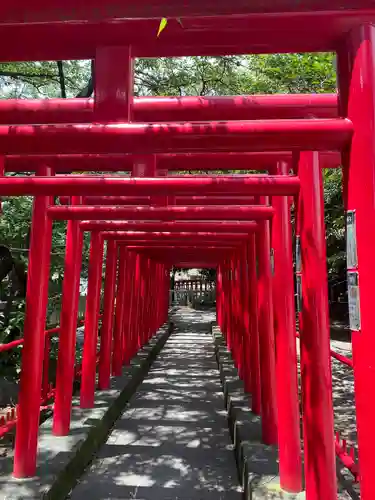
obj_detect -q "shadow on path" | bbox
[71,308,241,500]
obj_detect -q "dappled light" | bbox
[72,308,242,500]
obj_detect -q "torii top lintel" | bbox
[2,0,373,22]
[0,3,374,61]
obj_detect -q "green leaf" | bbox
[157,18,168,37]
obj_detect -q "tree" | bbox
[0,61,91,98]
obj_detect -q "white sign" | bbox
[270,248,275,275]
[346,211,358,269]
[295,236,301,273]
[296,275,302,313]
[347,271,361,331]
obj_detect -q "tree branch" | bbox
[76,60,94,98]
[57,61,66,98]
[0,71,56,79]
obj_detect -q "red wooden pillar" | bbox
[138,256,146,347]
[163,265,167,321]
[247,235,261,415]
[145,259,153,339]
[337,25,375,500]
[132,253,139,358]
[149,260,154,337]
[225,260,231,344]
[226,257,234,354]
[13,165,54,478]
[98,240,118,389]
[129,253,139,355]
[220,267,224,332]
[112,246,127,376]
[222,260,229,343]
[216,265,223,328]
[165,265,171,322]
[94,46,133,122]
[229,257,235,354]
[143,257,151,344]
[272,162,302,492]
[233,251,243,377]
[95,45,134,370]
[163,264,168,325]
[133,254,142,352]
[80,232,104,408]
[298,152,336,500]
[122,251,132,365]
[238,252,245,377]
[128,252,138,358]
[256,196,278,445]
[53,196,83,435]
[155,261,162,330]
[148,259,156,339]
[229,256,237,366]
[132,155,156,349]
[240,244,251,393]
[156,262,163,329]
[143,258,149,342]
[157,263,162,328]
[156,263,161,327]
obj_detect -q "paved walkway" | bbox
[71,308,242,500]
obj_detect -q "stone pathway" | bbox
[296,336,357,498]
[71,308,242,500]
[330,341,356,445]
[296,337,356,445]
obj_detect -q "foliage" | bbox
[324,169,346,282]
[199,268,217,281]
[0,61,90,98]
[134,52,336,97]
[0,52,337,99]
[247,53,336,93]
[135,56,250,96]
[0,195,92,340]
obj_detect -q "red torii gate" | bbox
[0,3,372,500]
[3,151,341,173]
[0,4,372,59]
[0,94,338,123]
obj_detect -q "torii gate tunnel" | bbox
[0,3,373,499]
